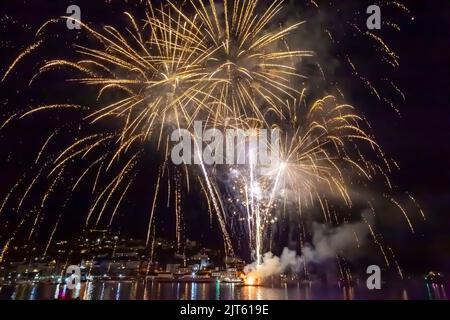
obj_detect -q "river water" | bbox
[0,279,448,300]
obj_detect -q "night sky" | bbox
[0,1,449,273]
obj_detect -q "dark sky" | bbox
[0,0,449,272]
[366,1,450,271]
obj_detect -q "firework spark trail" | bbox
[109,174,136,226]
[1,40,43,82]
[146,168,162,246]
[195,138,234,255]
[406,192,426,221]
[0,176,25,217]
[43,195,73,258]
[390,197,415,233]
[248,147,262,266]
[28,166,64,241]
[307,0,409,115]
[263,162,285,218]
[362,205,390,268]
[175,171,183,251]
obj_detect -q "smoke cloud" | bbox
[244,247,302,278]
[244,212,372,279]
[302,216,371,264]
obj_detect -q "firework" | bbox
[222,94,383,265]
[0,0,422,280]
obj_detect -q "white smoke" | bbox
[244,247,302,278]
[244,212,372,279]
[302,217,370,264]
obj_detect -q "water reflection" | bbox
[426,283,447,300]
[0,279,448,300]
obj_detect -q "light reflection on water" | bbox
[0,280,448,300]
